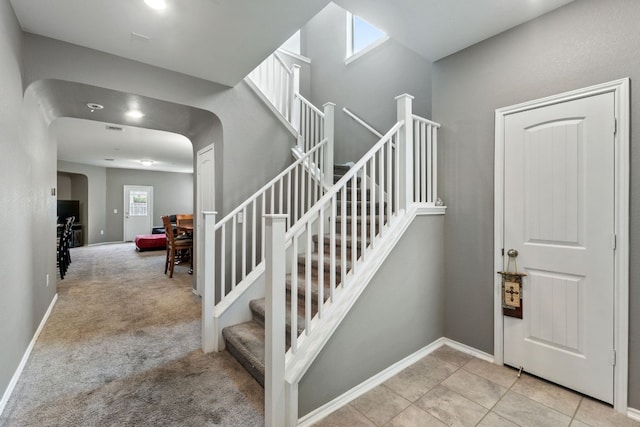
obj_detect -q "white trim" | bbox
[493,78,630,413]
[298,338,446,427]
[0,294,58,416]
[286,207,419,384]
[298,338,493,426]
[344,11,390,66]
[276,48,311,64]
[443,338,494,363]
[196,143,215,297]
[416,205,447,216]
[243,78,298,137]
[342,107,383,139]
[345,35,390,66]
[628,407,640,422]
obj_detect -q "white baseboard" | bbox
[298,338,448,427]
[442,338,495,363]
[628,407,640,421]
[0,293,58,416]
[297,337,496,426]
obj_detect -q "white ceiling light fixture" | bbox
[140,159,154,166]
[144,0,166,11]
[126,109,145,119]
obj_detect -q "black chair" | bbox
[57,216,74,279]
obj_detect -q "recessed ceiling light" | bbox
[144,0,166,10]
[140,159,154,166]
[126,110,144,119]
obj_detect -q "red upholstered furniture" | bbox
[135,234,166,252]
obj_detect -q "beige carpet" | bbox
[0,243,264,426]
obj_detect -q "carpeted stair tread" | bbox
[286,273,332,304]
[249,298,306,337]
[313,233,369,248]
[222,321,265,387]
[335,215,387,232]
[297,252,352,274]
[333,164,352,175]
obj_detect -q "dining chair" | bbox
[162,215,193,278]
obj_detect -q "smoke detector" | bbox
[86,103,104,113]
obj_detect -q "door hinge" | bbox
[612,349,617,366]
[614,118,618,135]
[612,234,617,250]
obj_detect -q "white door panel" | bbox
[124,185,153,242]
[196,144,215,295]
[503,93,615,403]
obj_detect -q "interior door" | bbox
[196,144,215,295]
[502,92,615,403]
[124,185,154,241]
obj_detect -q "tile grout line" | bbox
[471,360,524,427]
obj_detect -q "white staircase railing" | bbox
[412,115,440,205]
[248,51,334,189]
[263,94,442,426]
[248,52,298,123]
[202,52,335,353]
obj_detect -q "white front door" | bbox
[124,185,154,241]
[502,92,616,403]
[196,144,215,295]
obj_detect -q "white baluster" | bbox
[432,126,438,204]
[291,65,300,132]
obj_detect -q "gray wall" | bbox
[433,0,640,408]
[22,33,295,219]
[303,3,432,164]
[2,21,295,402]
[57,172,88,230]
[57,160,108,245]
[105,168,193,242]
[57,173,72,200]
[299,215,445,416]
[0,0,57,401]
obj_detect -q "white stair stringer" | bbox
[284,205,418,386]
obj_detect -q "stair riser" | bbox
[336,203,386,215]
[336,221,384,234]
[315,242,361,258]
[225,340,265,387]
[296,263,347,280]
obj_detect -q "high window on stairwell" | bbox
[280,30,301,55]
[346,12,389,64]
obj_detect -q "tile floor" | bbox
[311,345,640,427]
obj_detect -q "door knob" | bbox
[507,249,518,258]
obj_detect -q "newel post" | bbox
[201,211,217,353]
[396,94,414,211]
[264,214,288,427]
[323,102,336,188]
[291,64,301,136]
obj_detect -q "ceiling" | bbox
[54,118,193,174]
[335,0,575,61]
[10,0,575,175]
